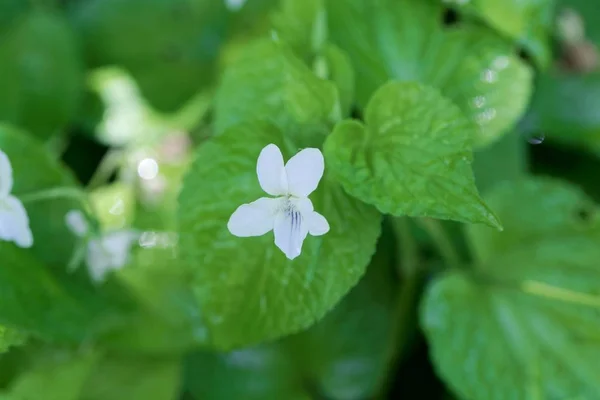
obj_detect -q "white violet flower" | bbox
[0,150,33,248]
[65,210,138,283]
[228,144,330,260]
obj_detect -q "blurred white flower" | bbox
[65,208,89,237]
[228,144,329,260]
[159,131,191,164]
[86,231,139,282]
[65,210,138,283]
[225,0,247,12]
[0,150,33,248]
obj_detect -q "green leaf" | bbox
[3,347,98,400]
[0,34,21,124]
[529,2,600,154]
[0,0,28,121]
[322,45,355,117]
[185,345,308,400]
[3,10,83,139]
[75,87,105,136]
[0,241,137,342]
[214,39,341,148]
[74,0,228,112]
[285,236,399,399]
[90,183,136,231]
[101,247,208,353]
[421,178,600,399]
[271,0,354,116]
[467,178,598,263]
[324,81,500,228]
[0,0,27,34]
[177,121,381,349]
[0,125,79,265]
[81,353,181,400]
[271,0,326,59]
[473,130,529,194]
[1,346,179,400]
[450,0,555,68]
[0,124,82,269]
[528,72,600,154]
[0,327,25,355]
[326,0,533,148]
[0,126,150,342]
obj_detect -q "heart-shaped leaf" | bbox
[324,81,500,228]
[214,40,340,148]
[421,178,600,399]
[177,121,381,349]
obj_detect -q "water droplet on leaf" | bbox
[526,132,545,145]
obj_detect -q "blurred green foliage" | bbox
[1,0,600,399]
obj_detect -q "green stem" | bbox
[417,218,461,269]
[86,149,124,190]
[67,241,87,272]
[394,217,419,276]
[376,218,424,398]
[45,134,69,160]
[20,187,88,205]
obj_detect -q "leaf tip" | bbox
[485,213,503,231]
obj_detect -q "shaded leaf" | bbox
[81,353,181,400]
[73,0,228,112]
[185,345,308,400]
[528,71,600,155]
[325,0,533,148]
[0,124,83,269]
[2,10,83,139]
[449,0,555,68]
[0,327,25,355]
[215,40,340,148]
[286,236,399,399]
[422,178,600,399]
[2,347,98,400]
[473,129,529,194]
[271,0,326,59]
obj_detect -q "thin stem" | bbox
[417,218,462,269]
[394,217,419,276]
[45,134,69,160]
[376,218,424,398]
[86,149,124,190]
[67,241,86,272]
[20,187,88,205]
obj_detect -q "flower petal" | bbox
[273,208,309,260]
[228,197,281,237]
[86,231,138,283]
[65,210,89,237]
[0,195,33,248]
[0,150,13,196]
[257,144,288,196]
[290,196,314,214]
[307,211,329,236]
[285,148,324,197]
[86,241,111,283]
